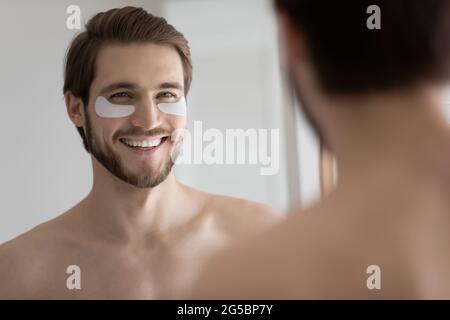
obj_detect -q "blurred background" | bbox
[1,0,449,244]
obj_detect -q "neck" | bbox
[322,86,450,191]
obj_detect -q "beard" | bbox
[83,113,175,189]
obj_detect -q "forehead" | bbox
[92,42,184,90]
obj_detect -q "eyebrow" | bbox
[99,82,138,95]
[158,82,183,90]
[99,81,183,95]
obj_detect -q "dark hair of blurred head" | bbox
[274,0,450,95]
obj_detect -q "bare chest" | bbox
[39,221,229,299]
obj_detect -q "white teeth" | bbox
[122,138,162,148]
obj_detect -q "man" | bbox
[0,7,280,299]
[189,0,450,299]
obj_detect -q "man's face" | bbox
[84,43,186,188]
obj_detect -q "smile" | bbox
[119,137,169,154]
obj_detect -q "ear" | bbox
[276,11,308,69]
[65,92,86,127]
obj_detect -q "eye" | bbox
[111,92,131,99]
[157,92,177,99]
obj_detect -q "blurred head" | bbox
[63,7,192,188]
[274,0,450,144]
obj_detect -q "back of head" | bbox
[274,0,450,95]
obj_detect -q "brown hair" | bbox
[63,6,192,152]
[274,0,450,95]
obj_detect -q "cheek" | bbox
[165,115,186,130]
[91,117,124,143]
[86,104,128,145]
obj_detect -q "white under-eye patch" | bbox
[157,96,187,116]
[95,96,135,118]
[94,96,187,118]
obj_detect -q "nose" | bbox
[129,96,162,130]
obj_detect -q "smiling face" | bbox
[83,43,186,188]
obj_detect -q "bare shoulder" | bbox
[187,209,344,298]
[187,211,303,299]
[0,230,47,298]
[188,197,416,299]
[0,217,70,299]
[201,192,284,237]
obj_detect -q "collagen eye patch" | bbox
[157,96,187,116]
[94,96,135,118]
[94,96,187,118]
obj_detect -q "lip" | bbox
[119,135,169,142]
[119,136,168,155]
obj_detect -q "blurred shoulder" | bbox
[188,198,415,299]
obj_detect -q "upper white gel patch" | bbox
[94,95,187,118]
[158,96,187,116]
[95,96,135,118]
